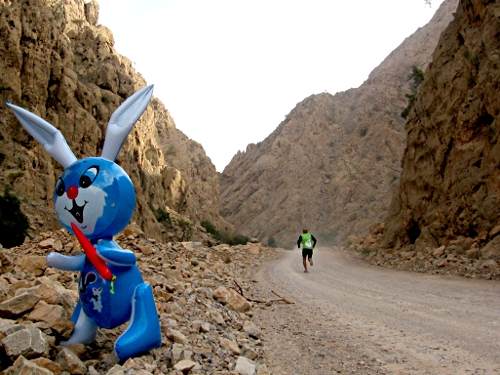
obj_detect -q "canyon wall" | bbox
[0,0,230,243]
[219,0,458,248]
[381,0,500,261]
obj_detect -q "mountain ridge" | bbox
[219,0,459,248]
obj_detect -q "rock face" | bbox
[0,0,230,244]
[219,0,458,248]
[380,0,500,263]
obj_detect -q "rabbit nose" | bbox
[67,185,78,200]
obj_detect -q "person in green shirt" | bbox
[297,228,317,273]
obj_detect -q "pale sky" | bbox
[97,0,445,172]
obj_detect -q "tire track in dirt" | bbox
[251,247,500,375]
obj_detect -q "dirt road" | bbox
[251,247,500,375]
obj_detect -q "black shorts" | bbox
[302,248,313,258]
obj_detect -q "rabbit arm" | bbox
[95,239,137,266]
[46,252,85,271]
[97,247,137,266]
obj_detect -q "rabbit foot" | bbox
[114,283,162,361]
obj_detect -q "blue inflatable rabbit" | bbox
[7,85,162,361]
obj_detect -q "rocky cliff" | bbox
[0,0,230,244]
[376,0,500,267]
[219,0,458,248]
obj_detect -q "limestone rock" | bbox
[219,337,241,356]
[31,357,63,375]
[55,348,87,375]
[193,343,212,360]
[208,308,226,326]
[0,323,25,341]
[31,283,72,307]
[173,359,196,373]
[242,321,261,340]
[212,287,251,313]
[5,356,53,375]
[166,328,189,346]
[0,250,13,274]
[0,292,41,319]
[1,327,49,360]
[122,357,157,373]
[25,302,74,338]
[171,343,190,363]
[16,256,48,276]
[235,356,257,375]
[241,344,258,361]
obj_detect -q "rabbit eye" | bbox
[56,179,65,196]
[80,166,99,188]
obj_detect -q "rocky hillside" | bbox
[0,225,284,374]
[219,0,459,249]
[358,0,500,272]
[0,0,230,244]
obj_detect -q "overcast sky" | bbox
[97,0,445,172]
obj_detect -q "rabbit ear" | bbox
[6,102,78,168]
[101,85,154,161]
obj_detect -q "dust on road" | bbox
[251,247,500,375]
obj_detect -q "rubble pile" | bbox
[346,224,500,280]
[0,225,285,375]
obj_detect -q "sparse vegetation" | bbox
[201,220,249,245]
[8,172,24,181]
[229,234,250,246]
[0,188,30,248]
[201,220,217,235]
[177,219,193,241]
[267,236,278,248]
[401,65,425,119]
[360,125,369,137]
[152,207,171,223]
[166,145,177,156]
[361,248,372,256]
[198,156,207,166]
[462,49,480,68]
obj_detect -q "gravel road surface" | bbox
[251,247,500,375]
